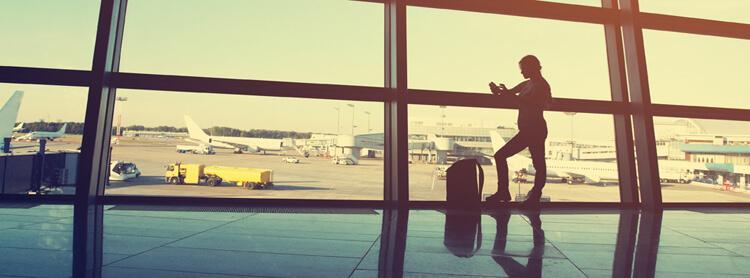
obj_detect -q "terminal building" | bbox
[408,120,516,164]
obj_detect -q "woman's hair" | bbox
[519,55,542,70]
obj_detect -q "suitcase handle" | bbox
[476,160,484,199]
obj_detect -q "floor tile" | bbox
[0,229,71,251]
[111,246,361,277]
[169,232,376,258]
[104,234,176,255]
[103,266,253,278]
[655,253,750,275]
[0,247,71,278]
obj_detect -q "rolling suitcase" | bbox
[446,159,484,208]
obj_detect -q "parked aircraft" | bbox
[12,122,24,133]
[184,115,295,154]
[0,91,24,148]
[16,123,67,141]
[488,131,699,184]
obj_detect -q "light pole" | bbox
[364,111,371,133]
[347,103,355,135]
[564,112,577,160]
[115,97,128,137]
[563,112,576,141]
[439,105,447,136]
[333,107,341,134]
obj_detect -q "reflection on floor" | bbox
[0,204,749,277]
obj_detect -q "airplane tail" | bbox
[488,130,532,169]
[184,115,212,143]
[489,130,506,153]
[0,91,24,140]
[57,123,67,134]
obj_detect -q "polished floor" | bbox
[0,204,748,277]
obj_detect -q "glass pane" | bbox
[640,0,750,24]
[655,117,750,202]
[106,89,383,200]
[0,84,87,195]
[120,0,384,86]
[644,30,750,109]
[408,7,611,101]
[0,0,100,69]
[409,105,620,202]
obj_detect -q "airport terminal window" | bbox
[119,0,384,86]
[0,84,87,195]
[106,89,384,200]
[408,105,620,202]
[0,0,99,69]
[3,0,749,208]
[644,30,750,109]
[640,0,750,24]
[654,117,750,203]
[407,7,612,101]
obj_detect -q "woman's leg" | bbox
[523,132,547,205]
[528,137,546,193]
[491,133,529,201]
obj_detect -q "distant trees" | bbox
[117,125,187,133]
[16,121,310,139]
[21,121,84,134]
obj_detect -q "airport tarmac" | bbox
[102,137,750,202]
[8,136,750,202]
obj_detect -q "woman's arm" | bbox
[500,82,525,95]
[489,81,525,96]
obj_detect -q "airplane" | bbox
[488,131,705,185]
[0,91,24,148]
[184,115,296,154]
[12,122,24,133]
[489,131,620,184]
[16,123,67,141]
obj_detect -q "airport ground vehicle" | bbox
[110,161,141,181]
[282,156,299,163]
[332,157,355,165]
[435,166,448,180]
[660,170,693,184]
[176,144,214,155]
[164,163,273,189]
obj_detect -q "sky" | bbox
[0,0,748,141]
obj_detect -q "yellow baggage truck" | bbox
[165,163,273,189]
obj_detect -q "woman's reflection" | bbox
[490,210,545,278]
[443,210,545,277]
